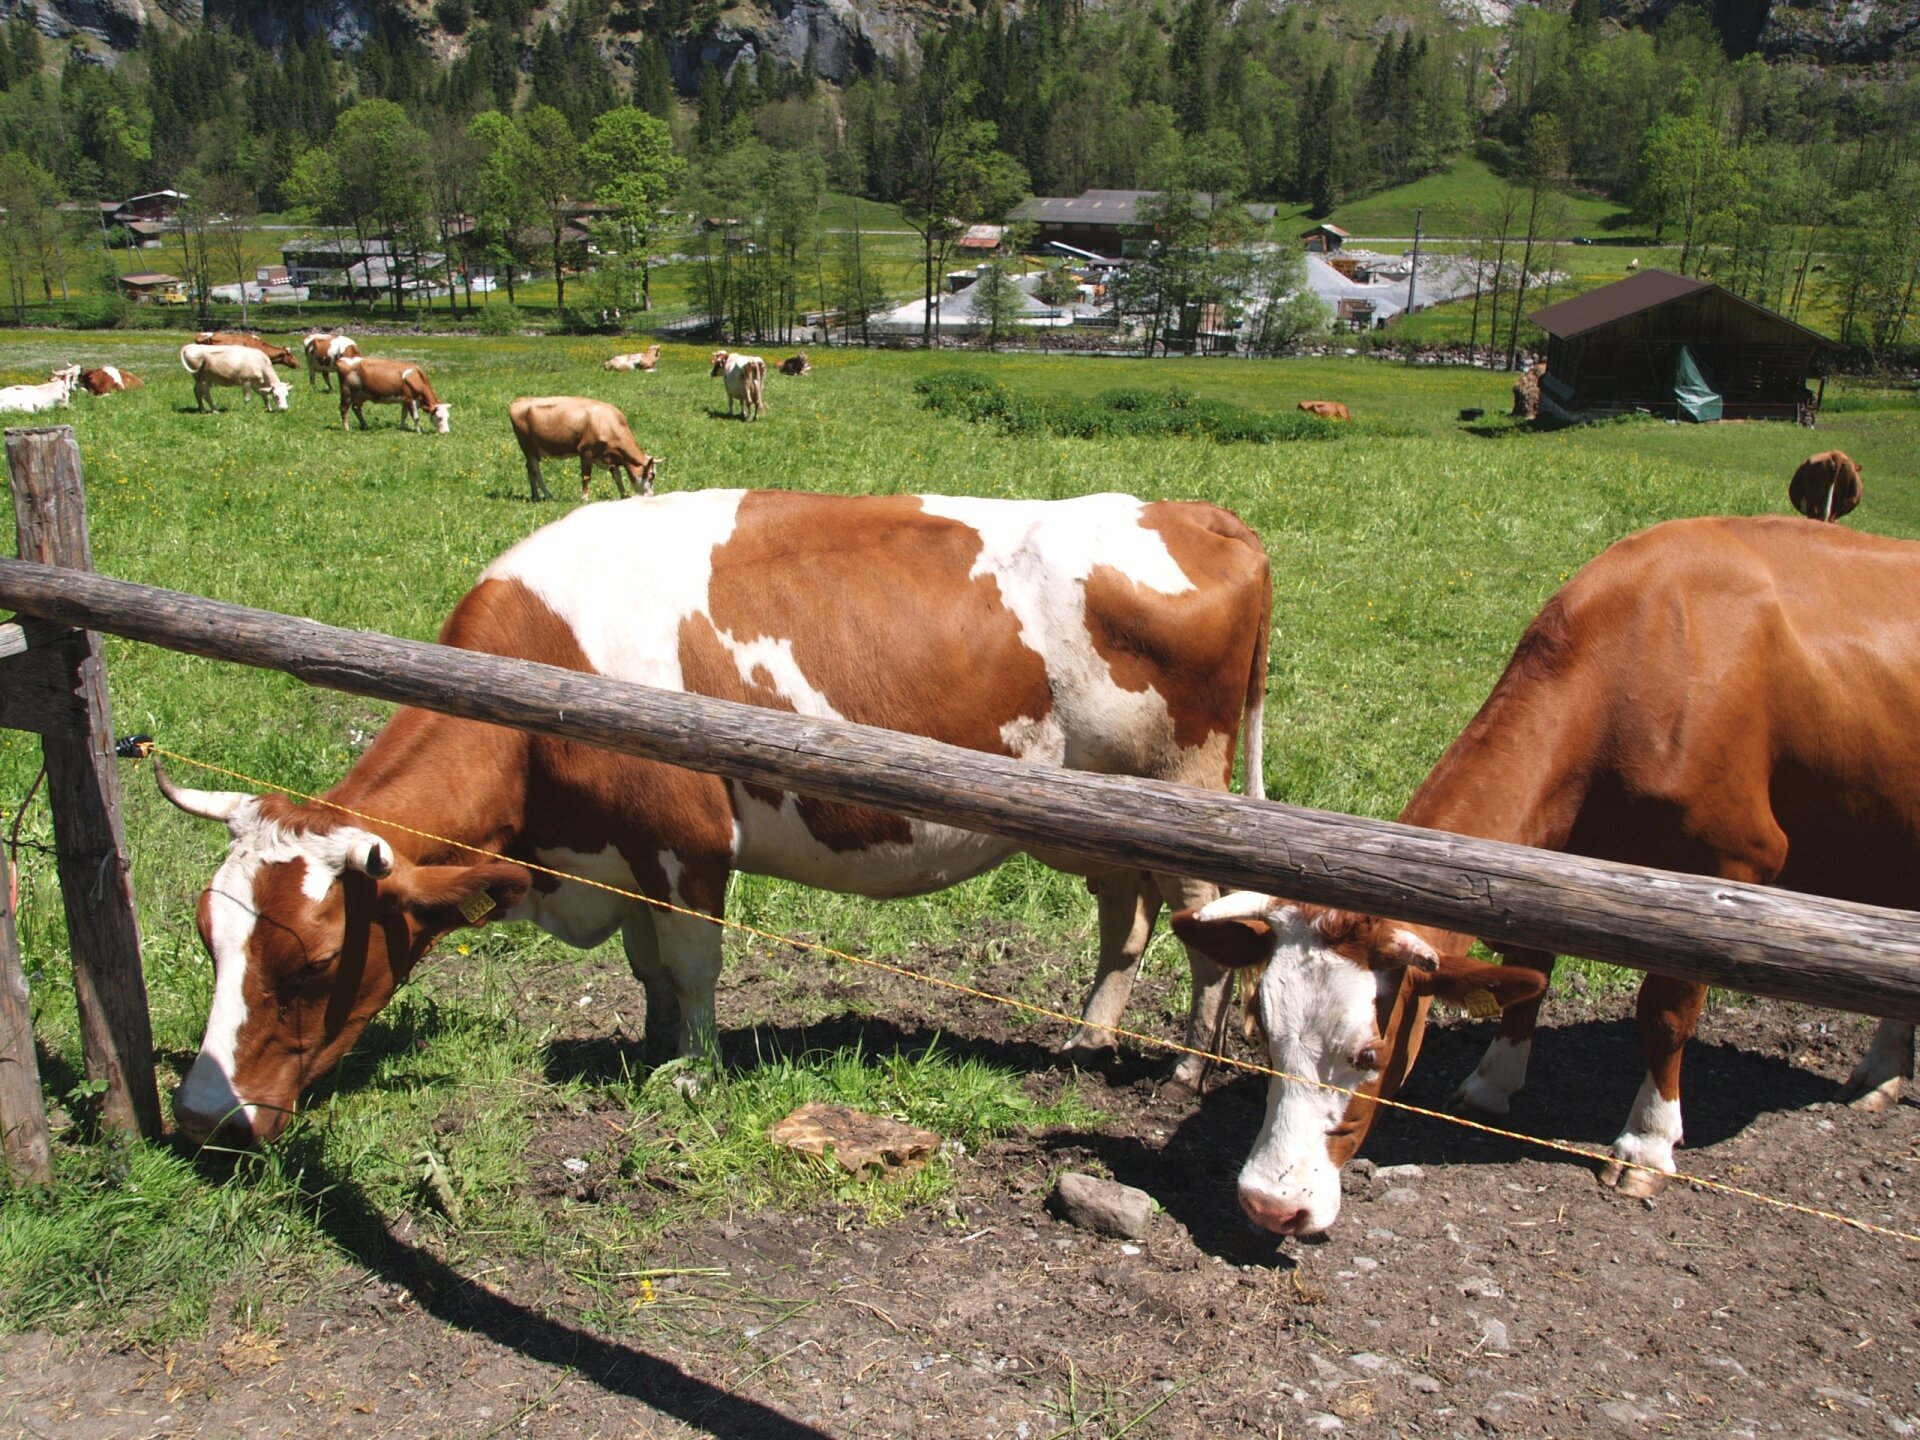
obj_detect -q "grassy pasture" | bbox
[1,330,1915,1337]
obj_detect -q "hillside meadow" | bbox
[0,331,1916,1344]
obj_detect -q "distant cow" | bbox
[509,396,657,502]
[711,351,767,420]
[1627,257,1640,272]
[304,333,360,390]
[779,353,811,376]
[79,365,143,394]
[1297,400,1351,422]
[336,355,451,434]
[1511,362,1548,419]
[195,332,299,371]
[0,365,79,413]
[604,345,662,372]
[180,343,291,413]
[1789,450,1863,523]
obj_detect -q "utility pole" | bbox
[1405,206,1424,318]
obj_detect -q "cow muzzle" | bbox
[1239,1179,1336,1237]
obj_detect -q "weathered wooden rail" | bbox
[6,422,1920,1188]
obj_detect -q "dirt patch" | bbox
[5,935,1918,1439]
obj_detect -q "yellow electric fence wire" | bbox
[145,744,1920,1247]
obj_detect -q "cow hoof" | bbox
[1843,1076,1904,1114]
[1446,1080,1511,1117]
[1059,1032,1118,1069]
[1599,1158,1670,1199]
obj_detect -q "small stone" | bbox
[1048,1173,1155,1241]
[1348,1353,1390,1373]
[1381,1186,1421,1207]
[1479,1317,1511,1352]
[561,1157,589,1175]
[1409,1374,1442,1394]
[1374,1164,1424,1184]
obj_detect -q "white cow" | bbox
[180,344,292,413]
[710,350,767,420]
[0,365,80,413]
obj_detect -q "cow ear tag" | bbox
[458,891,496,924]
[1460,988,1501,1019]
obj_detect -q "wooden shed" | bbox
[1529,270,1842,423]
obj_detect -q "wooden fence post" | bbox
[4,426,159,1144]
[0,841,52,1186]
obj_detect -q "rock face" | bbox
[1600,0,1920,60]
[665,0,921,89]
[7,0,198,50]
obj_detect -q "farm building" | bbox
[116,272,186,305]
[1010,189,1278,258]
[1529,269,1842,423]
[1300,223,1350,254]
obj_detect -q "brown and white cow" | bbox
[78,365,144,394]
[1175,515,1920,1237]
[160,489,1274,1145]
[509,395,656,501]
[336,355,451,433]
[179,343,291,413]
[711,351,766,420]
[1788,450,1863,522]
[779,353,811,376]
[1297,400,1351,422]
[604,345,662,372]
[195,332,299,370]
[303,332,360,390]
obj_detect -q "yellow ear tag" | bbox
[457,891,496,924]
[1461,988,1501,1020]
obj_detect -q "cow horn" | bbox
[151,754,252,825]
[347,836,393,878]
[1195,890,1283,923]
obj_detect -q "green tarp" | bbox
[1673,344,1723,423]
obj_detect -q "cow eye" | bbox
[1351,1043,1381,1074]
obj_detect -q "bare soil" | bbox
[5,932,1918,1440]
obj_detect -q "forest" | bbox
[0,0,1914,355]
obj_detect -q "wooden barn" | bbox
[1529,269,1842,424]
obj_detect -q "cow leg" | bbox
[1060,871,1158,1065]
[651,906,725,1062]
[525,454,550,502]
[1451,948,1556,1115]
[1157,873,1233,1094]
[1842,1019,1915,1113]
[580,458,595,503]
[1602,973,1707,1198]
[620,909,683,1062]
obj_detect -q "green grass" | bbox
[0,332,1914,1338]
[1296,156,1637,240]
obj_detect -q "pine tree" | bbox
[633,37,675,118]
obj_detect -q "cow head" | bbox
[1171,893,1546,1237]
[267,378,292,411]
[710,351,730,376]
[268,347,299,370]
[638,453,658,489]
[430,402,452,434]
[158,762,529,1145]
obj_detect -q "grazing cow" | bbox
[195,332,299,371]
[711,350,767,420]
[1627,257,1640,272]
[1297,400,1351,421]
[0,365,80,413]
[159,489,1274,1145]
[180,343,292,413]
[78,365,143,394]
[779,353,811,376]
[1788,450,1863,523]
[303,333,360,390]
[509,395,656,500]
[1511,361,1549,419]
[603,345,662,372]
[1173,515,1920,1238]
[336,355,451,434]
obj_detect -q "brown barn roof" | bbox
[1531,268,1841,348]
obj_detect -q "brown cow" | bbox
[1788,450,1863,522]
[159,489,1272,1144]
[603,345,662,372]
[509,395,657,501]
[303,333,360,390]
[78,365,144,394]
[1175,515,1920,1237]
[1297,400,1351,421]
[195,332,299,370]
[336,355,451,433]
[1511,361,1549,419]
[779,353,811,376]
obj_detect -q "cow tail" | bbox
[1241,562,1272,802]
[179,349,196,375]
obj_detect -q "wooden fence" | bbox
[5,424,1920,1186]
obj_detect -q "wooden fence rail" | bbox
[3,555,1920,1025]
